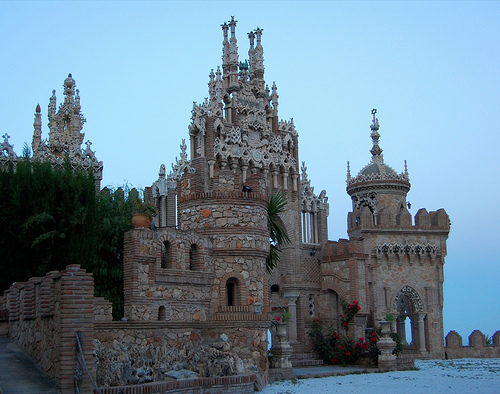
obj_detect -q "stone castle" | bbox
[140,16,450,361]
[0,16,468,393]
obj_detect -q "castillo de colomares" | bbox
[0,2,499,394]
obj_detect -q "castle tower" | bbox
[0,74,103,192]
[346,110,450,358]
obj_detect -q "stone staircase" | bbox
[290,351,324,367]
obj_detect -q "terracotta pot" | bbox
[132,213,151,229]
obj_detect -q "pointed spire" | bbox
[271,82,279,116]
[347,161,351,182]
[248,30,255,72]
[370,108,383,163]
[222,16,239,93]
[63,73,75,105]
[254,27,264,72]
[208,69,216,101]
[221,21,229,67]
[404,160,410,181]
[228,16,238,65]
[32,104,42,151]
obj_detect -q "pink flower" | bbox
[276,316,281,321]
[346,351,351,356]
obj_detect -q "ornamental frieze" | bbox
[375,242,438,263]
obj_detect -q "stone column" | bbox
[284,292,300,342]
[398,317,407,344]
[160,195,166,227]
[417,313,428,354]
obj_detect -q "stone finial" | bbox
[33,104,42,151]
[271,82,278,115]
[370,109,383,162]
[347,161,351,182]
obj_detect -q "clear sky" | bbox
[1,1,499,342]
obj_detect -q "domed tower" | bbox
[346,109,450,359]
[347,109,411,234]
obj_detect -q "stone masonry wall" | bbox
[0,265,95,393]
[94,321,269,390]
[445,330,500,359]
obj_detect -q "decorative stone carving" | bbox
[170,139,195,181]
[393,285,424,312]
[0,134,16,158]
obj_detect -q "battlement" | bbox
[348,207,450,232]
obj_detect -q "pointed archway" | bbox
[392,286,428,355]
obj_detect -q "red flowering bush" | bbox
[308,319,368,365]
[340,300,361,330]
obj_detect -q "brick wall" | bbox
[445,330,500,359]
[1,265,95,393]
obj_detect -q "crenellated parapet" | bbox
[445,330,500,359]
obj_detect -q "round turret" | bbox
[347,110,411,230]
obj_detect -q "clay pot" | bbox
[132,213,151,229]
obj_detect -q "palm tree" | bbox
[266,192,290,273]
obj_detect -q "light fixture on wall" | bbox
[407,202,411,209]
[242,185,252,193]
[310,246,317,256]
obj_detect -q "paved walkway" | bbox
[293,364,373,379]
[0,336,59,394]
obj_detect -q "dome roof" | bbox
[347,109,410,193]
[359,162,398,178]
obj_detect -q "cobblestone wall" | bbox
[94,321,268,390]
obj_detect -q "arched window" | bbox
[270,284,280,293]
[189,243,203,270]
[226,277,239,306]
[158,306,166,321]
[161,241,172,268]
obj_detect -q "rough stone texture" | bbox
[93,322,268,389]
[445,330,500,359]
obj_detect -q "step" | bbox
[291,358,324,367]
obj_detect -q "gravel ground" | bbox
[261,358,500,394]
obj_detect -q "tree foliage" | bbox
[266,192,290,274]
[0,160,136,320]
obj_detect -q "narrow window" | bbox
[161,241,172,268]
[158,306,166,321]
[226,278,239,306]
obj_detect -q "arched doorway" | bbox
[393,286,427,355]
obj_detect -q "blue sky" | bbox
[1,1,499,342]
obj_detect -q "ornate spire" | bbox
[248,30,255,71]
[32,104,42,151]
[228,16,238,65]
[347,161,351,182]
[271,81,279,116]
[221,21,229,67]
[46,74,86,158]
[370,108,383,163]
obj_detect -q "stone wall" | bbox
[1,264,268,392]
[0,265,95,393]
[445,330,500,359]
[94,321,268,389]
